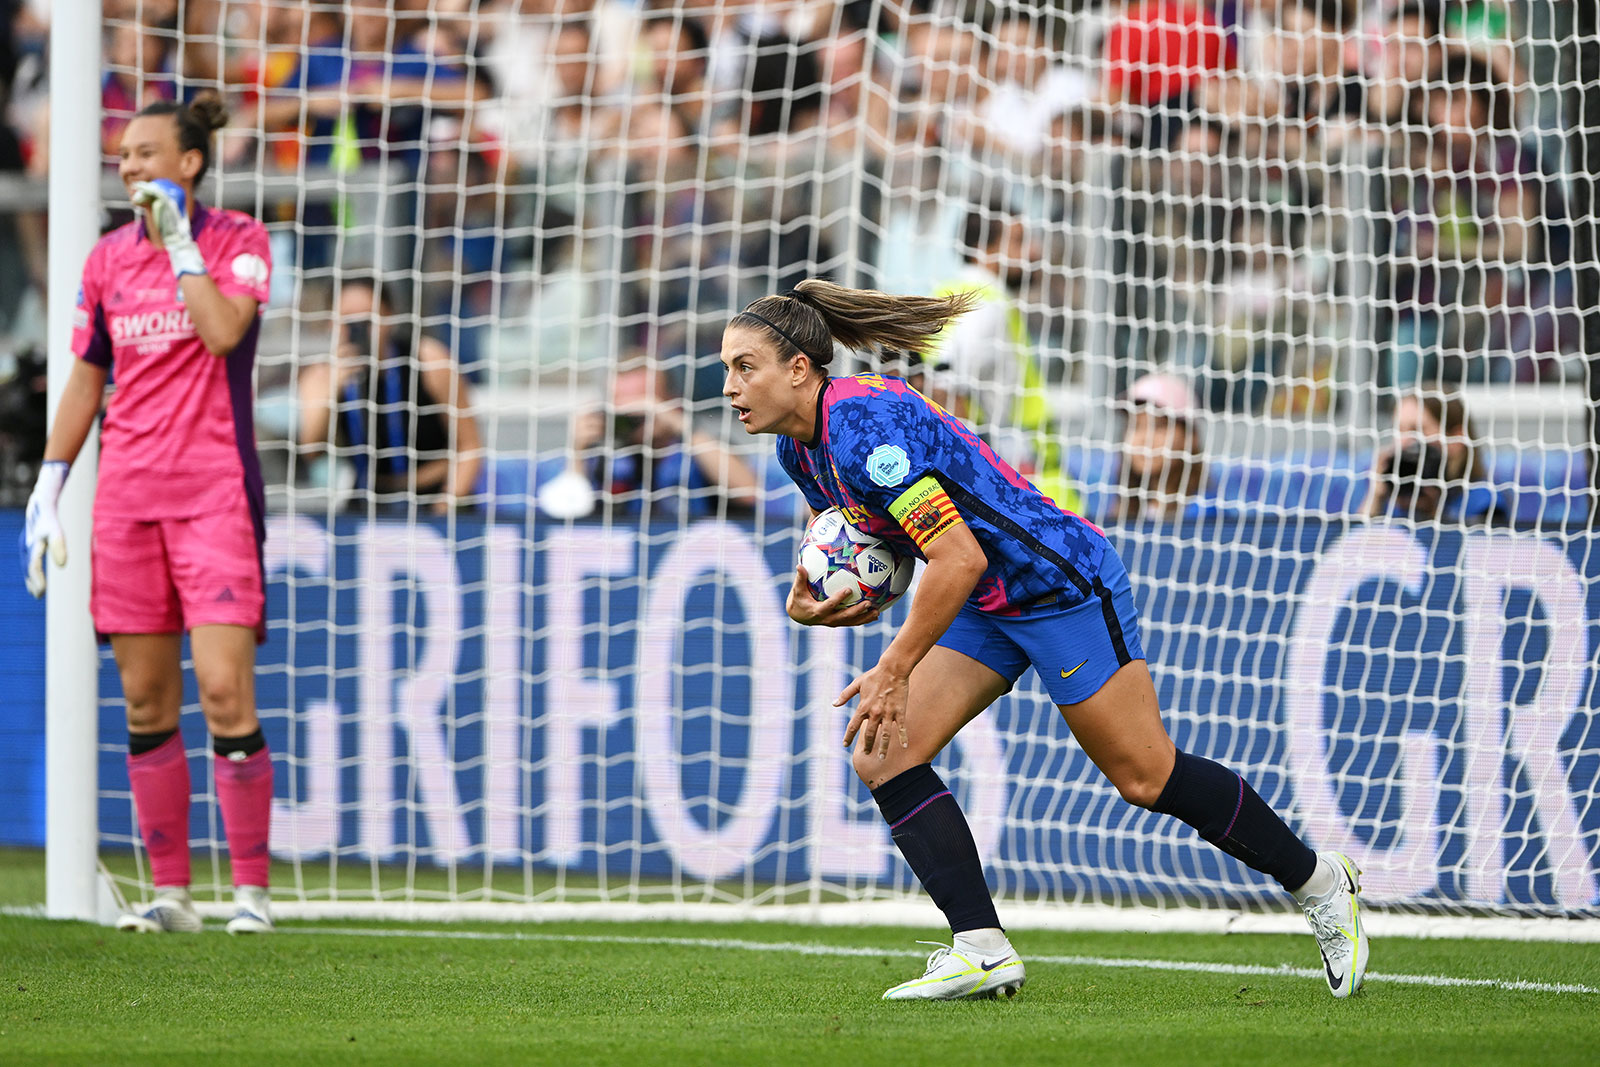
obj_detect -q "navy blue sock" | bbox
[128,729,178,757]
[871,763,1000,934]
[1152,750,1317,891]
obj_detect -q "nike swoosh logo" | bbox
[1324,957,1344,991]
[979,958,1010,972]
[1060,660,1088,679]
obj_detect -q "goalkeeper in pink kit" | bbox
[22,92,275,934]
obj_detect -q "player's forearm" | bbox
[877,551,986,678]
[448,452,482,500]
[180,275,257,356]
[688,433,759,505]
[43,362,107,465]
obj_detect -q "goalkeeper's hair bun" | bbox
[187,90,230,134]
[135,90,230,186]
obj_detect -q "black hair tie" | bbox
[739,310,817,363]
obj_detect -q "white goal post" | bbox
[45,0,1600,940]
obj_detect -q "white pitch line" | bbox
[285,926,1599,996]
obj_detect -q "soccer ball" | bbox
[798,507,916,609]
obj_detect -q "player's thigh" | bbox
[163,504,266,641]
[91,516,182,640]
[109,633,184,733]
[189,624,259,736]
[1056,659,1176,809]
[853,645,1011,788]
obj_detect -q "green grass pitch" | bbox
[1,851,1595,1066]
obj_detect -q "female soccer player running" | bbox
[721,282,1369,1000]
[22,92,275,934]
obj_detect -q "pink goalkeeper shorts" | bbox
[90,501,265,643]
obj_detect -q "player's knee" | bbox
[121,674,179,732]
[1110,766,1169,810]
[195,672,249,730]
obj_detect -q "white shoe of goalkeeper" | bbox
[882,938,1026,1001]
[116,887,202,933]
[1299,852,1369,998]
[226,885,274,935]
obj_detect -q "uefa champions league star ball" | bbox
[798,507,916,610]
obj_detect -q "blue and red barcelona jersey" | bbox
[776,374,1112,613]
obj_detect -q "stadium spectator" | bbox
[1101,0,1230,148]
[975,9,1093,162]
[638,9,717,140]
[1387,50,1573,385]
[813,1,897,162]
[735,36,836,304]
[614,96,737,387]
[1363,1,1447,127]
[296,274,484,513]
[417,116,507,372]
[922,201,1083,515]
[22,93,275,934]
[1361,391,1504,523]
[102,16,176,164]
[1113,372,1213,523]
[543,357,759,520]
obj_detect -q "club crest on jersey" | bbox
[866,444,910,487]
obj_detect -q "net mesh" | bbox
[85,0,1599,920]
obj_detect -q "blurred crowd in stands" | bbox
[0,0,1585,524]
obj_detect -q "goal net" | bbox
[79,0,1598,931]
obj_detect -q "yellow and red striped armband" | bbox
[888,476,964,552]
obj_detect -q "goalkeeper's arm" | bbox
[20,359,107,596]
[132,179,259,357]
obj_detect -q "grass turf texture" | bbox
[2,853,1596,1066]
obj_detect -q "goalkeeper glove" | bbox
[130,179,207,279]
[20,460,69,598]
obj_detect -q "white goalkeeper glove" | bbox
[130,179,207,279]
[21,460,69,598]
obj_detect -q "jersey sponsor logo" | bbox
[110,308,196,344]
[231,252,269,289]
[866,443,910,487]
[71,307,89,331]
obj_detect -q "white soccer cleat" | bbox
[116,887,202,933]
[882,940,1026,1001]
[226,885,274,935]
[1299,852,1369,998]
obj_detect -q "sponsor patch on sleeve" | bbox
[866,443,910,487]
[888,475,963,551]
[230,252,270,289]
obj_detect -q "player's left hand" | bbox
[837,662,910,759]
[130,179,206,279]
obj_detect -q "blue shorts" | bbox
[936,552,1145,705]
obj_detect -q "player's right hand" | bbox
[786,565,880,627]
[21,461,69,598]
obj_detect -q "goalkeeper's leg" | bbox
[111,634,201,933]
[1061,659,1369,997]
[856,647,1026,1001]
[191,624,274,935]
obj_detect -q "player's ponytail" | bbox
[137,89,229,186]
[733,281,979,370]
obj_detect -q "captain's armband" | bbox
[887,475,964,552]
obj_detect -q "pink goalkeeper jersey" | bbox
[71,204,272,523]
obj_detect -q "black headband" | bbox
[739,310,818,363]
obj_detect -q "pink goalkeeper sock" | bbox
[214,747,273,888]
[126,733,192,888]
